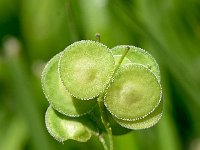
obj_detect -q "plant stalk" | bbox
[97,46,130,150]
[98,95,113,150]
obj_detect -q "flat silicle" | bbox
[111,45,160,82]
[114,100,163,129]
[59,40,115,100]
[45,106,97,142]
[104,63,162,121]
[41,53,97,117]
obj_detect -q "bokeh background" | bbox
[1,0,200,150]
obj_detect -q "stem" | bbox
[105,46,130,90]
[113,46,130,75]
[97,43,130,150]
[98,96,113,150]
[95,33,101,42]
[99,134,109,150]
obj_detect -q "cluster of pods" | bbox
[41,40,163,143]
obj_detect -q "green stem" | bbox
[97,46,130,150]
[95,33,130,88]
[96,33,101,42]
[113,46,130,75]
[98,96,113,150]
[105,46,130,91]
[99,134,109,150]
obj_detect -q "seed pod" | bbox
[45,106,98,142]
[111,45,160,82]
[41,53,97,117]
[59,40,115,100]
[104,63,162,121]
[114,100,163,130]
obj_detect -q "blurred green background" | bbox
[1,0,200,150]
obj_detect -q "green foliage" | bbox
[41,40,162,149]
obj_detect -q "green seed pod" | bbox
[59,40,115,100]
[104,63,162,121]
[41,53,97,117]
[114,100,163,130]
[111,45,160,81]
[45,106,98,142]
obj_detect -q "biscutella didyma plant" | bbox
[41,37,163,150]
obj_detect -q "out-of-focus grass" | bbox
[0,0,200,150]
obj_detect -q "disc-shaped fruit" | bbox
[45,106,97,142]
[41,53,97,117]
[104,64,162,121]
[59,40,115,100]
[111,45,160,81]
[114,100,163,129]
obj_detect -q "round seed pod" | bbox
[114,100,163,130]
[59,40,115,100]
[45,106,98,142]
[111,45,160,82]
[104,63,162,121]
[41,53,97,117]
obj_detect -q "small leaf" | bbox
[59,40,115,100]
[41,53,97,117]
[114,100,163,130]
[112,45,160,81]
[104,63,162,121]
[45,106,98,142]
